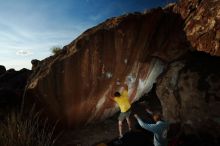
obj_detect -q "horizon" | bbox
[0,0,176,70]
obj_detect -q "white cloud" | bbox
[16,50,33,56]
[0,1,97,70]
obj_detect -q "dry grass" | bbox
[0,109,59,146]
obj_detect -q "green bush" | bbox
[51,46,62,55]
[0,110,59,146]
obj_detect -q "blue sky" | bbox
[0,0,176,70]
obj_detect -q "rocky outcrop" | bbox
[0,65,6,76]
[173,0,220,56]
[0,67,31,118]
[31,59,40,70]
[26,0,219,128]
[156,52,220,136]
[26,8,188,127]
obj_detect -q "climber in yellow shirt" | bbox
[110,83,132,138]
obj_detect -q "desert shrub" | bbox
[0,109,59,146]
[51,46,62,55]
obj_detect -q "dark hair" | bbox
[153,112,162,121]
[114,92,121,97]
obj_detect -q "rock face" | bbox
[174,0,220,56]
[26,8,188,127]
[26,0,219,128]
[0,67,31,118]
[156,52,220,136]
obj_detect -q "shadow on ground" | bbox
[106,131,153,146]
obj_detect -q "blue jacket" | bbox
[136,117,169,146]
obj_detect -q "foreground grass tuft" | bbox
[0,110,59,146]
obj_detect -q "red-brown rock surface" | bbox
[174,0,220,56]
[26,0,220,128]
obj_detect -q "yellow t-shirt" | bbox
[114,90,131,113]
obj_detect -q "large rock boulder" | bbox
[156,52,220,136]
[26,8,188,127]
[26,0,219,128]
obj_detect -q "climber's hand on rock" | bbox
[123,83,128,90]
[116,80,121,86]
